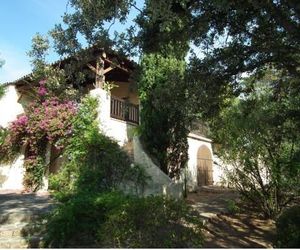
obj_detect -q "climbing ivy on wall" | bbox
[138,54,190,179]
[48,95,148,195]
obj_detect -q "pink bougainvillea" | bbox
[10,115,28,133]
[24,97,77,147]
[39,79,47,85]
[38,86,47,96]
[1,82,78,191]
[37,79,48,97]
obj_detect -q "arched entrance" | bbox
[197,145,213,186]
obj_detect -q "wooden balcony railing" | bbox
[110,96,139,124]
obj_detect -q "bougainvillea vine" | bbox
[0,81,77,191]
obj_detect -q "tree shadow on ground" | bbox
[202,212,275,248]
[186,188,275,248]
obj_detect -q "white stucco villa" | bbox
[0,47,225,198]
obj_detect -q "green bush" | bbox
[43,191,128,247]
[43,192,203,248]
[44,95,202,248]
[99,195,203,248]
[48,96,148,194]
[226,199,240,215]
[275,206,300,248]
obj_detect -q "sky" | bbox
[0,0,142,84]
[0,0,70,83]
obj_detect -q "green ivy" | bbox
[23,156,46,191]
[0,127,8,145]
[49,95,148,195]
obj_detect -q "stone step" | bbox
[197,185,236,194]
[0,210,49,225]
[0,235,43,248]
[0,191,52,248]
[0,221,45,235]
[0,223,29,237]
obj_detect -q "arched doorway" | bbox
[197,145,213,186]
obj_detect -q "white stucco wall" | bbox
[0,85,24,128]
[91,88,183,199]
[0,155,25,189]
[133,136,183,199]
[90,88,136,146]
[105,118,136,145]
[186,133,214,191]
[0,84,25,190]
[212,155,270,188]
[212,154,232,186]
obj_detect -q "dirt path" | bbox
[186,187,275,248]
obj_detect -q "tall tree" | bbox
[126,0,300,118]
[211,68,300,218]
[47,0,195,178]
[135,1,193,178]
[34,0,300,180]
[138,54,190,178]
[49,0,300,117]
[183,0,300,117]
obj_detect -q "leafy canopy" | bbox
[25,0,300,181]
[211,68,300,218]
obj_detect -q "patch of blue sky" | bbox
[0,0,144,83]
[0,0,69,83]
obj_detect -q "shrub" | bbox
[43,192,203,248]
[44,95,199,248]
[44,96,152,247]
[99,195,203,248]
[275,205,300,248]
[226,199,240,215]
[49,96,148,194]
[42,191,127,247]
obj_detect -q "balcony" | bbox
[110,96,139,124]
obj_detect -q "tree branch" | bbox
[264,1,300,39]
[129,3,143,14]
